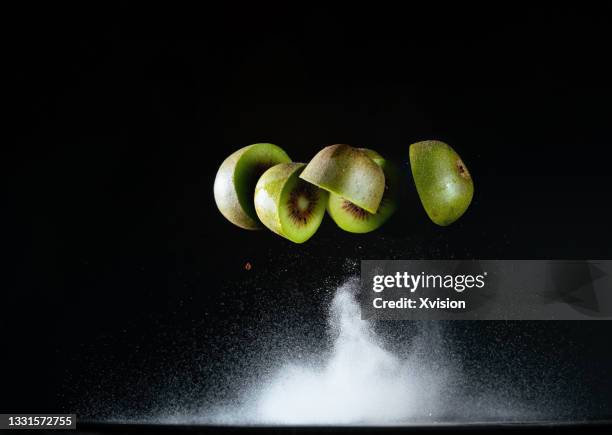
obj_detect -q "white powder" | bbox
[252,279,447,424]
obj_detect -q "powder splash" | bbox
[212,277,451,425]
[255,280,446,424]
[95,277,573,426]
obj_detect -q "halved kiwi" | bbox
[254,162,328,243]
[327,149,399,233]
[214,143,291,229]
[299,144,385,214]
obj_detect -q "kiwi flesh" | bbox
[214,143,291,229]
[254,162,328,243]
[299,144,385,214]
[327,149,399,233]
[409,140,473,226]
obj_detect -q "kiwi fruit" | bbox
[254,162,328,243]
[299,144,385,214]
[214,143,291,229]
[409,140,473,226]
[327,149,399,233]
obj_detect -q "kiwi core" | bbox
[288,185,317,226]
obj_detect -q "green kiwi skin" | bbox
[409,140,473,226]
[213,143,291,229]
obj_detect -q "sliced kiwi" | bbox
[254,162,328,243]
[299,144,385,214]
[327,149,399,233]
[409,140,474,226]
[214,143,291,229]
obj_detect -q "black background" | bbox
[3,3,612,423]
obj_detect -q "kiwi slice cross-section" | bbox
[255,162,328,243]
[327,148,399,233]
[214,143,291,229]
[409,140,474,226]
[299,144,385,214]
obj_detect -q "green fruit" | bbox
[214,143,291,229]
[299,144,385,214]
[409,140,474,226]
[254,163,328,243]
[327,149,399,233]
